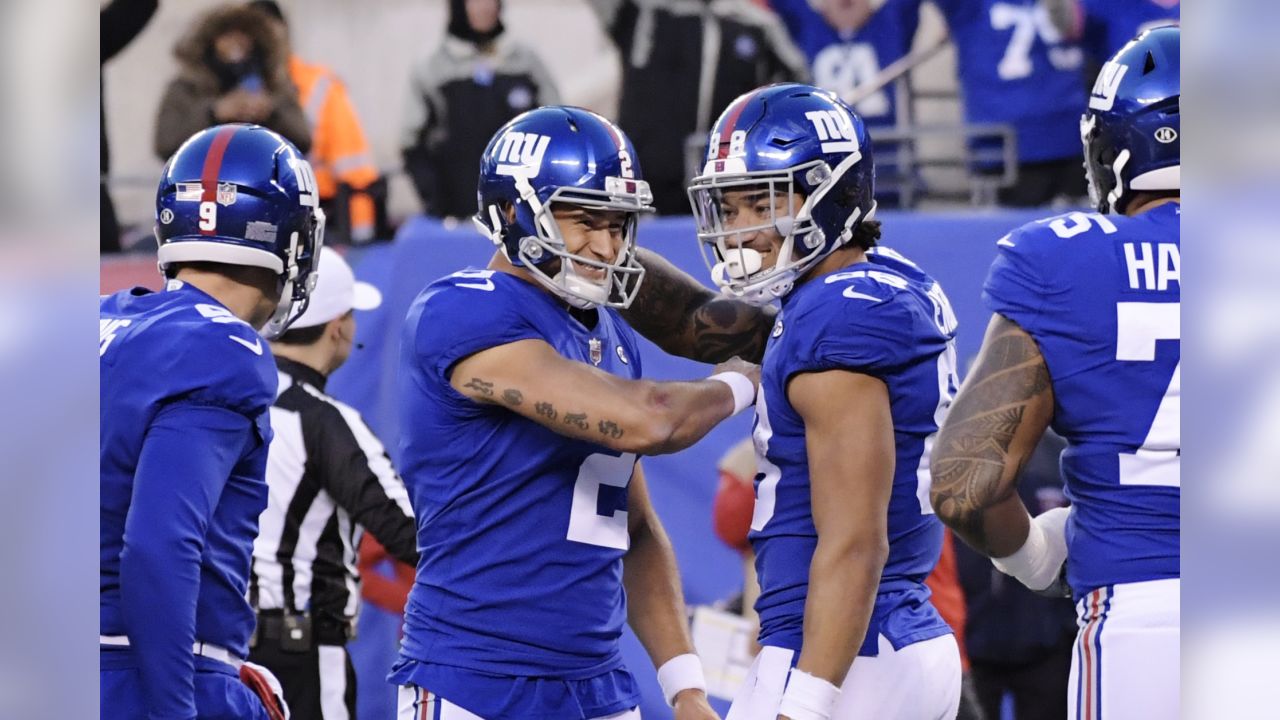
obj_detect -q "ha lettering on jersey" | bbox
[1123,242,1180,291]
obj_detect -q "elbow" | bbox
[612,414,679,456]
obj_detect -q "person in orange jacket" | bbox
[250,1,382,244]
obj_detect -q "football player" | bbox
[391,106,752,720]
[622,83,964,720]
[929,25,1181,720]
[100,123,324,719]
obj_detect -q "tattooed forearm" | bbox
[502,389,523,406]
[534,401,557,420]
[930,316,1054,555]
[623,248,775,363]
[598,420,624,439]
[563,412,588,430]
[463,378,494,398]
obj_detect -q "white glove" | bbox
[991,506,1070,593]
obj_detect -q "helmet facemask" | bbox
[262,205,325,339]
[479,174,651,309]
[688,157,872,305]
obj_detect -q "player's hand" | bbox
[672,689,720,720]
[713,356,761,391]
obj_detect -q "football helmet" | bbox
[688,83,876,304]
[1081,25,1180,214]
[155,123,325,337]
[474,106,653,309]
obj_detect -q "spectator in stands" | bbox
[931,0,1088,206]
[154,4,310,161]
[955,432,1077,720]
[249,1,386,244]
[1044,0,1180,62]
[588,0,809,214]
[768,0,923,205]
[102,0,159,254]
[401,0,559,220]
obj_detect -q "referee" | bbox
[250,247,418,719]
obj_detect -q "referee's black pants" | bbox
[248,642,357,720]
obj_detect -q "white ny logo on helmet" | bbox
[496,131,551,179]
[1089,60,1129,111]
[805,109,859,154]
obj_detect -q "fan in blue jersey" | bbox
[100,123,324,720]
[767,0,923,205]
[620,82,963,719]
[1044,0,1180,62]
[391,106,758,720]
[930,25,1179,720]
[931,0,1088,206]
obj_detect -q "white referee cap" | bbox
[291,247,382,329]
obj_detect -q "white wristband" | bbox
[657,653,706,706]
[991,506,1070,591]
[708,371,755,415]
[778,668,840,720]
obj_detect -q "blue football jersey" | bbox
[933,0,1087,163]
[982,203,1180,597]
[100,281,276,656]
[770,0,922,129]
[394,269,646,682]
[750,248,959,657]
[1081,0,1180,60]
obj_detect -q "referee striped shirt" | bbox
[251,357,418,624]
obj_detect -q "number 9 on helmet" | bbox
[154,123,326,338]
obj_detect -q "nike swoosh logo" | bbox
[229,335,263,355]
[842,288,882,302]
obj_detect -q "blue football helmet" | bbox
[688,83,875,304]
[1081,25,1180,214]
[474,106,653,309]
[155,123,325,337]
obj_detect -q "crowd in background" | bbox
[101,0,1180,251]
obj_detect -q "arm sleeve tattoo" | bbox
[621,248,775,363]
[930,315,1054,553]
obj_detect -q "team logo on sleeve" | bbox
[495,131,551,179]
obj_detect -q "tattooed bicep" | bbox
[929,314,1054,552]
[624,248,774,363]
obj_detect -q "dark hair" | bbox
[167,260,280,289]
[449,0,504,44]
[848,218,880,251]
[273,322,326,346]
[246,0,286,26]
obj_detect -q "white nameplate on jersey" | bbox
[804,109,859,154]
[1124,242,1180,291]
[494,131,551,179]
[1089,60,1128,111]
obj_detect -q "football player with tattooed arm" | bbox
[929,26,1180,720]
[391,106,752,720]
[624,83,964,720]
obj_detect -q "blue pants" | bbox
[101,649,271,720]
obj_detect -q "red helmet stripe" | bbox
[715,90,761,159]
[198,125,242,236]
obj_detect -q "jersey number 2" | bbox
[567,452,636,550]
